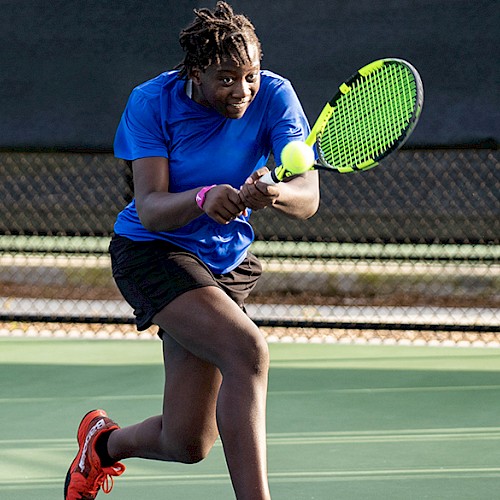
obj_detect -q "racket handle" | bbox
[259,169,280,185]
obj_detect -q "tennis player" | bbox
[64,2,319,499]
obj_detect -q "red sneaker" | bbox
[64,409,126,499]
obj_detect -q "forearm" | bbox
[137,189,202,232]
[240,168,320,220]
[271,171,320,219]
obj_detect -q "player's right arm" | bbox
[133,156,199,231]
[133,157,245,230]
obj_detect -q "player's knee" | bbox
[251,331,270,376]
[231,328,270,378]
[183,443,211,464]
[169,440,213,464]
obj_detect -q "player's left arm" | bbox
[240,76,320,218]
[240,167,319,219]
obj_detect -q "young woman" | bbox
[64,2,319,499]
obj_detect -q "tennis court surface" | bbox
[1,338,500,499]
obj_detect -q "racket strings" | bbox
[324,67,405,164]
[319,63,418,171]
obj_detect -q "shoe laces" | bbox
[99,463,126,494]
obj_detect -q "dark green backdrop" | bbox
[1,0,498,150]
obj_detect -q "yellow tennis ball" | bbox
[280,141,315,175]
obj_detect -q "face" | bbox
[190,43,261,119]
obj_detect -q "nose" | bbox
[232,79,252,100]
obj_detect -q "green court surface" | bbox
[1,338,500,499]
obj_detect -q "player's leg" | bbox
[64,316,225,500]
[166,286,270,500]
[110,285,270,500]
[107,331,222,463]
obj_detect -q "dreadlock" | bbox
[175,1,262,79]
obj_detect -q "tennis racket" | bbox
[261,58,424,184]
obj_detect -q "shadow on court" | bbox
[1,339,500,499]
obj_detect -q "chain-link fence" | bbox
[1,149,499,341]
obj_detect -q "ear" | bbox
[190,68,202,86]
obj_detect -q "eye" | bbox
[221,76,234,85]
[246,72,259,83]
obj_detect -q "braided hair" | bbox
[175,1,262,79]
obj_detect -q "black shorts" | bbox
[109,235,262,331]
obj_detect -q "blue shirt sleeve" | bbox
[114,87,170,160]
[265,78,312,164]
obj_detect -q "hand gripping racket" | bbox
[261,58,424,184]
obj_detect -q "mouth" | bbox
[221,99,253,119]
[228,100,250,111]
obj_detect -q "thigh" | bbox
[156,286,269,458]
[153,285,266,374]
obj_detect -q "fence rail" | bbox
[1,149,499,336]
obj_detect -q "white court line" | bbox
[2,384,500,405]
[3,427,500,448]
[2,467,500,490]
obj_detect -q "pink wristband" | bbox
[195,185,216,209]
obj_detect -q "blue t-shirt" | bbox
[113,69,310,274]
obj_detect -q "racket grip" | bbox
[259,169,280,185]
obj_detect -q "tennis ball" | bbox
[280,141,315,175]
